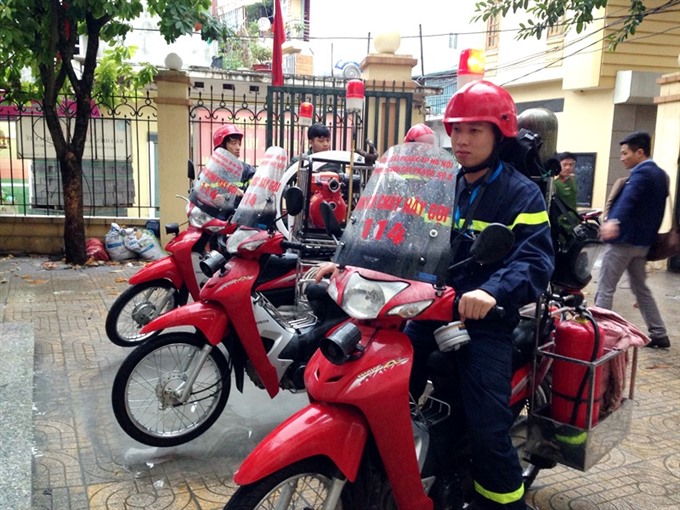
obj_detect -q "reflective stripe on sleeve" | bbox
[455,210,549,232]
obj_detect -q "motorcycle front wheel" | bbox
[224,458,353,510]
[111,333,231,447]
[106,279,186,346]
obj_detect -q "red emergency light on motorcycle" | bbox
[457,48,485,88]
[346,79,365,112]
[299,102,314,127]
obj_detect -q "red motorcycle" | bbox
[225,144,635,509]
[111,147,347,447]
[105,150,244,346]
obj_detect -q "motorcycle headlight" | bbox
[387,300,433,319]
[226,228,260,255]
[341,272,408,319]
[188,203,215,228]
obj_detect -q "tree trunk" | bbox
[60,151,87,265]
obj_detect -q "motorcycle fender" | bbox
[128,256,183,288]
[234,402,368,486]
[140,301,227,346]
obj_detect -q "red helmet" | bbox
[404,123,435,144]
[213,124,243,149]
[443,80,517,138]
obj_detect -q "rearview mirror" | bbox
[283,186,304,217]
[187,160,195,180]
[469,223,515,265]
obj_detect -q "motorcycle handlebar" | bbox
[280,240,306,251]
[453,295,506,322]
[280,240,337,259]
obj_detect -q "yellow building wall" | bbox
[562,11,606,90]
[601,0,680,82]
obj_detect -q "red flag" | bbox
[272,0,285,86]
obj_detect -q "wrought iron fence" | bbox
[0,91,158,218]
[1,76,415,219]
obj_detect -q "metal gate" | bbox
[266,79,414,160]
[189,76,414,173]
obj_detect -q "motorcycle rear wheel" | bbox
[111,333,230,447]
[224,458,352,510]
[106,279,186,347]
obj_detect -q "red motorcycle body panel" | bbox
[234,402,368,485]
[129,227,204,299]
[303,323,434,510]
[200,257,281,397]
[139,301,227,346]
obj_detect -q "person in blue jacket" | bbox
[595,131,670,348]
[406,80,554,510]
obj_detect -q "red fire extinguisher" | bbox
[551,313,604,428]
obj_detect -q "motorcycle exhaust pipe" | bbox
[200,250,228,278]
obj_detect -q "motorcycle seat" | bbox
[511,318,537,371]
[257,253,298,284]
[305,282,346,321]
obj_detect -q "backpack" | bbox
[500,128,602,291]
[498,128,561,195]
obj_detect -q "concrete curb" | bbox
[0,322,34,510]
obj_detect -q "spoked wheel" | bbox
[111,333,230,446]
[510,380,550,489]
[224,458,353,510]
[106,279,185,347]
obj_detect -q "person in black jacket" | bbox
[406,80,554,510]
[595,131,670,348]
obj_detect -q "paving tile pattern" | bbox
[0,255,678,509]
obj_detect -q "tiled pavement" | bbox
[0,254,678,510]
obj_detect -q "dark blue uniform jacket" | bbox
[449,162,555,312]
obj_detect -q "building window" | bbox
[486,15,499,50]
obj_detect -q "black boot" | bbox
[431,474,465,510]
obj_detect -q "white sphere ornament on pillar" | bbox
[257,17,271,33]
[374,31,401,54]
[165,53,183,71]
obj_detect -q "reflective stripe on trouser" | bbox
[458,324,526,508]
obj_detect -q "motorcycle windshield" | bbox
[333,143,459,284]
[190,148,246,219]
[232,146,288,229]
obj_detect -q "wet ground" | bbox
[0,254,678,509]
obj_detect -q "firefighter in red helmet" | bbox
[406,80,553,509]
[212,124,255,189]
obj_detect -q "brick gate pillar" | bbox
[155,69,191,245]
[360,31,418,153]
